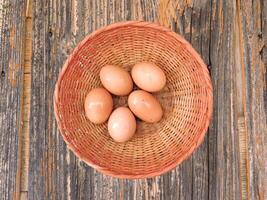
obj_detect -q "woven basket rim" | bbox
[54,21,213,179]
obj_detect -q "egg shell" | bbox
[84,88,113,124]
[131,62,166,92]
[100,65,133,96]
[108,107,136,143]
[128,90,163,123]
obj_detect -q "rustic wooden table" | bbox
[0,0,266,199]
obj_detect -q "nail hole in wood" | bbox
[258,32,262,39]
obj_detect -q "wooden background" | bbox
[0,0,266,199]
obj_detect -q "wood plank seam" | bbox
[234,0,251,199]
[19,0,32,199]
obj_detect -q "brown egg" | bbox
[108,107,136,143]
[84,88,113,124]
[128,90,163,123]
[100,65,133,96]
[131,62,166,92]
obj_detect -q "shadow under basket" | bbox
[54,21,213,179]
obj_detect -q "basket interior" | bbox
[55,23,212,178]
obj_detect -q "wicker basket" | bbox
[54,21,213,179]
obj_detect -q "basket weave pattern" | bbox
[54,21,213,178]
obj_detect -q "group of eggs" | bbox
[84,62,166,143]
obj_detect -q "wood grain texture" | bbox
[0,0,26,199]
[208,1,241,199]
[27,0,266,200]
[236,0,267,199]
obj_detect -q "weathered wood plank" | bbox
[29,0,78,199]
[237,0,267,199]
[208,1,242,199]
[0,0,26,199]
